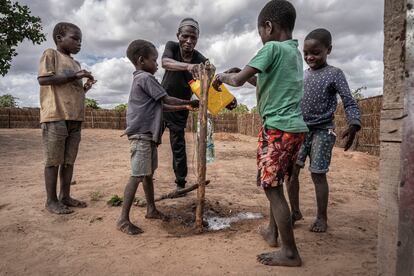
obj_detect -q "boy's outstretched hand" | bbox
[186,105,198,112]
[212,74,224,91]
[189,99,199,108]
[212,67,242,91]
[186,100,199,112]
[341,124,359,151]
[226,98,238,110]
[224,67,242,74]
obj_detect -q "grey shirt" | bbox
[125,70,167,144]
[301,65,361,129]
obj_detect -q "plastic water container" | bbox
[189,79,235,115]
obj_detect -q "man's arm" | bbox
[162,57,206,80]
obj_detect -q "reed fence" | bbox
[0,95,382,155]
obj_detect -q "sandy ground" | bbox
[0,129,379,276]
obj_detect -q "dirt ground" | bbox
[0,129,379,276]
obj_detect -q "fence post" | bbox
[8,108,11,128]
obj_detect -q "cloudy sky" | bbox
[0,0,384,109]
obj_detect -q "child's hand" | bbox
[189,99,199,108]
[226,98,238,110]
[84,78,97,92]
[341,124,359,151]
[75,69,94,80]
[212,74,224,91]
[186,105,198,112]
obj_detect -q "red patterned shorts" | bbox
[257,127,305,188]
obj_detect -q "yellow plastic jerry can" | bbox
[188,79,235,115]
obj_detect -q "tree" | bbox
[220,103,249,114]
[0,0,46,76]
[0,94,18,107]
[250,106,258,113]
[351,86,367,100]
[85,98,100,109]
[114,103,128,112]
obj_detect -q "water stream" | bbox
[206,212,263,231]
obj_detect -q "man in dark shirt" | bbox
[161,18,207,190]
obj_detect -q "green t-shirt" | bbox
[248,40,308,133]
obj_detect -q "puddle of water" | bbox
[206,212,263,231]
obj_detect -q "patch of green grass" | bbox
[90,191,104,201]
[107,195,123,207]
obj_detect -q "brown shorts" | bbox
[41,120,82,167]
[257,127,305,188]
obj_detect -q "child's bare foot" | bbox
[310,218,327,232]
[291,211,303,227]
[259,226,278,247]
[257,250,302,267]
[145,209,169,221]
[60,197,87,208]
[46,201,74,215]
[117,219,144,235]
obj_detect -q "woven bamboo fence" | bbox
[0,107,41,128]
[0,96,382,155]
[334,95,382,155]
[83,109,126,129]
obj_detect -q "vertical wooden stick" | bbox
[396,2,414,274]
[195,61,215,233]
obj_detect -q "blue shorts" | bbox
[296,128,336,174]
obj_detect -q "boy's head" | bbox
[176,18,199,54]
[257,0,296,44]
[303,28,332,70]
[126,39,158,74]
[53,22,82,55]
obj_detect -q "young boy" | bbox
[213,0,307,267]
[38,22,96,215]
[287,28,361,232]
[117,39,199,235]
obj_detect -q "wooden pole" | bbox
[378,1,409,275]
[396,1,414,275]
[136,180,210,207]
[195,61,215,233]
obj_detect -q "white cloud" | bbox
[3,0,384,109]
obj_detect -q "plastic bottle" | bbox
[196,117,215,163]
[206,118,215,163]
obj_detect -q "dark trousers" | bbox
[165,123,187,187]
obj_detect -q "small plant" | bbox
[351,86,367,100]
[90,191,103,201]
[85,98,101,109]
[114,103,128,112]
[107,194,123,206]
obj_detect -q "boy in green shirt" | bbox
[213,0,307,267]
